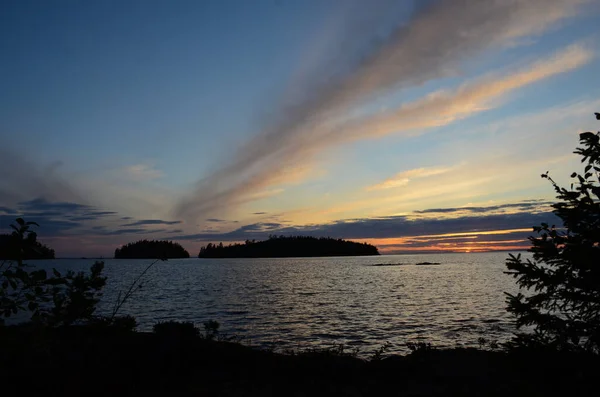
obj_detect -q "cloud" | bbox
[373,233,532,254]
[69,216,106,221]
[168,199,559,245]
[0,215,82,235]
[175,0,590,221]
[0,149,83,205]
[206,218,226,223]
[253,212,267,215]
[0,198,184,235]
[19,198,89,213]
[125,164,164,181]
[414,201,554,215]
[367,166,454,191]
[96,228,152,236]
[0,198,122,235]
[122,219,182,227]
[165,229,184,234]
[376,232,533,248]
[0,198,185,242]
[332,44,592,142]
[0,136,169,227]
[3,198,118,221]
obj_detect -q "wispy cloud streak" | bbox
[367,166,454,191]
[175,0,589,221]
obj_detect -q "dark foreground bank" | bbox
[1,325,598,397]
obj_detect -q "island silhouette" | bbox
[114,239,190,259]
[198,235,379,258]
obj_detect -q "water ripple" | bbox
[31,252,524,355]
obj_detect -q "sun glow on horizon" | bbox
[357,228,532,254]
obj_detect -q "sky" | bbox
[1,0,599,257]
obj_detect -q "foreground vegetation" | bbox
[198,235,380,258]
[0,220,55,259]
[506,114,600,354]
[2,321,598,396]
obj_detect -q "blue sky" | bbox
[1,0,599,256]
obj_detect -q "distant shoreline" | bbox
[197,236,379,258]
[46,249,529,260]
[381,249,529,256]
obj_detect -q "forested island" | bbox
[114,239,190,259]
[0,233,55,260]
[198,235,379,258]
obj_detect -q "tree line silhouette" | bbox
[198,235,380,258]
[114,239,190,259]
[0,232,55,260]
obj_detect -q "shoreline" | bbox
[2,324,598,396]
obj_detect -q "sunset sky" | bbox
[1,0,600,256]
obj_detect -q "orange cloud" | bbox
[366,166,454,191]
[335,45,593,142]
[360,228,532,253]
[175,1,590,221]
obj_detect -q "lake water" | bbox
[29,251,526,355]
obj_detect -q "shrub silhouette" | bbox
[506,112,600,353]
[153,320,199,338]
[203,319,220,340]
[0,220,55,260]
[1,218,107,327]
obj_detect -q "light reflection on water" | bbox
[31,252,525,355]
